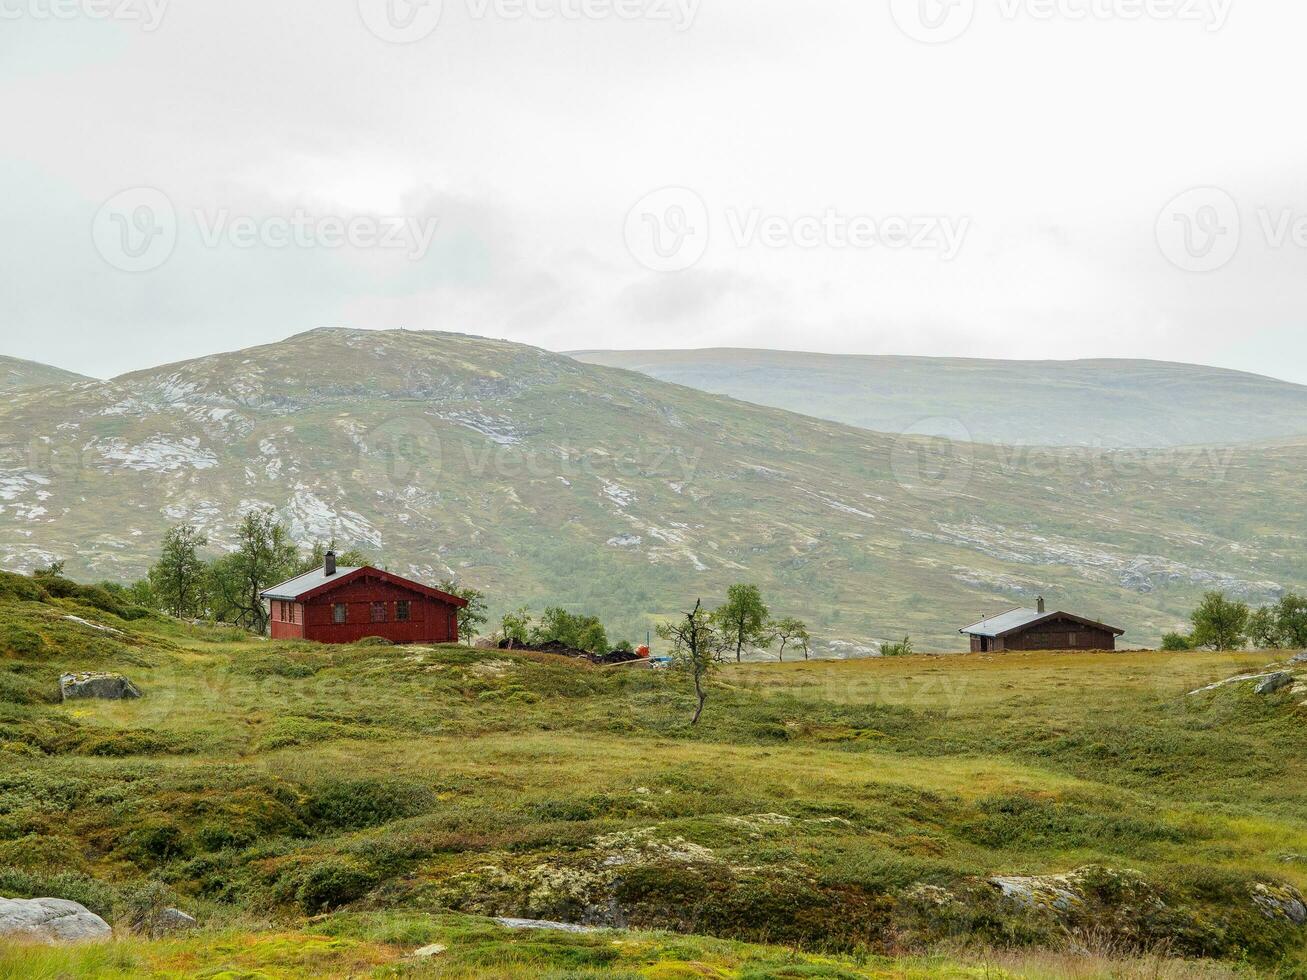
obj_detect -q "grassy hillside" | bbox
[0,354,90,393]
[1,572,1304,977]
[571,349,1307,449]
[0,328,1303,652]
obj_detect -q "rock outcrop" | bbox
[59,673,142,701]
[0,897,112,944]
[1251,883,1307,926]
[1254,672,1294,695]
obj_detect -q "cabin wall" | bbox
[269,600,305,640]
[1004,618,1117,651]
[300,577,459,645]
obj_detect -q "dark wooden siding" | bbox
[298,576,459,645]
[998,617,1117,652]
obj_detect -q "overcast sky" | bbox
[2,0,1305,382]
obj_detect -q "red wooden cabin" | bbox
[261,552,468,645]
[960,596,1124,653]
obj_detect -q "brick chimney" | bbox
[325,550,337,577]
[1037,595,1046,614]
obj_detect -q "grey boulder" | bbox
[60,673,141,701]
[0,897,112,944]
[137,907,197,937]
[1255,672,1294,696]
[1251,883,1307,926]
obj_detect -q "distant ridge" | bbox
[0,355,91,393]
[570,349,1307,449]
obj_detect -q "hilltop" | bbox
[0,327,1303,651]
[0,354,91,393]
[570,349,1307,449]
[0,572,1304,976]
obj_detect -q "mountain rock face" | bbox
[0,355,90,393]
[0,328,1302,651]
[571,349,1307,449]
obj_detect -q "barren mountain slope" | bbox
[0,328,1301,650]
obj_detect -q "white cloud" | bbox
[1,1,1305,382]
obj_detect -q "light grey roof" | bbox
[960,607,1046,638]
[261,566,361,601]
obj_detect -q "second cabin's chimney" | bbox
[325,550,337,577]
[1037,595,1046,614]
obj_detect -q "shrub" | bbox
[1161,632,1194,651]
[305,778,434,831]
[35,574,148,620]
[292,859,380,913]
[235,656,319,679]
[881,636,915,657]
[122,820,190,863]
[0,572,49,603]
[0,670,58,705]
[118,879,181,935]
[1,626,45,658]
[0,868,118,918]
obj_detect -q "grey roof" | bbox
[960,607,1046,638]
[261,566,362,601]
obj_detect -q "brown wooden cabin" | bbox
[960,597,1123,653]
[260,552,467,645]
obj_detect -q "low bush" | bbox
[0,868,118,918]
[291,859,382,913]
[0,572,48,603]
[304,778,435,831]
[0,669,58,705]
[35,574,148,621]
[1,626,45,658]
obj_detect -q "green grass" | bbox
[1,576,1305,976]
[0,913,1266,979]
